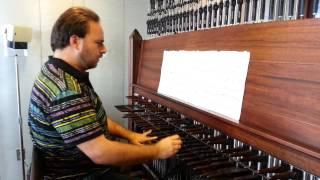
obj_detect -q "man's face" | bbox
[78,21,107,70]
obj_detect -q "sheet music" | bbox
[158,50,250,122]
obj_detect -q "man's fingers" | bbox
[169,135,182,145]
[143,129,152,135]
[173,144,181,154]
[175,144,181,149]
[173,140,182,145]
[147,136,158,140]
[169,134,181,140]
[169,134,182,152]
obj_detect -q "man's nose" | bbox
[101,45,107,54]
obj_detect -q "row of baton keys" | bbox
[116,95,320,179]
[129,106,319,179]
[117,96,320,179]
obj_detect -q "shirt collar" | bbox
[47,56,90,82]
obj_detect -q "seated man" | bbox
[28,7,182,179]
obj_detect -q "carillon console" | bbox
[117,18,320,179]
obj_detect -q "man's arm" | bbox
[107,117,157,145]
[77,134,182,166]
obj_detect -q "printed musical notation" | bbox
[158,50,250,122]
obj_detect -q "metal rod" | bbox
[12,37,26,180]
[15,54,26,180]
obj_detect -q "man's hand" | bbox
[129,129,158,145]
[155,134,182,159]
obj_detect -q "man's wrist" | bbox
[123,130,135,141]
[152,143,161,159]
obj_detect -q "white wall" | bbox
[123,1,149,122]
[0,0,147,179]
[0,0,42,179]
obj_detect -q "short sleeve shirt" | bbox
[28,56,110,179]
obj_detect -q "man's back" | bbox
[28,57,109,179]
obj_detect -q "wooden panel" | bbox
[242,75,320,148]
[128,30,142,130]
[249,61,320,83]
[138,20,320,89]
[129,29,143,87]
[132,19,320,176]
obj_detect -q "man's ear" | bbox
[69,35,81,50]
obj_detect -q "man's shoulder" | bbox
[35,62,82,99]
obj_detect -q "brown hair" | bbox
[50,7,100,51]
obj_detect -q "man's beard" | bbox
[79,54,98,71]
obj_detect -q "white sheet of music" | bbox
[158,51,250,123]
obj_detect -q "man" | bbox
[28,7,182,179]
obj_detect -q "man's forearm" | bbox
[99,138,159,165]
[78,134,182,166]
[107,117,136,140]
[78,135,159,166]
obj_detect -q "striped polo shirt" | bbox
[28,56,110,179]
